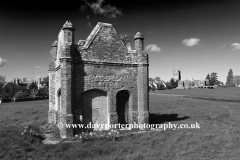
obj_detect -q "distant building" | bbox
[0,78,38,101]
[173,68,181,82]
[174,69,210,89]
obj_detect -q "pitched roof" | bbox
[81,22,128,52]
[4,82,18,89]
[2,82,33,90]
[18,82,33,88]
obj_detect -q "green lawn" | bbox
[153,87,240,100]
[1,88,240,160]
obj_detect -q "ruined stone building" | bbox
[48,21,149,138]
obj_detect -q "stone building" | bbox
[48,21,149,138]
[0,79,38,102]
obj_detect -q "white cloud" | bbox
[35,66,41,69]
[182,38,200,47]
[85,0,122,18]
[231,43,240,51]
[35,66,46,71]
[87,22,93,28]
[0,57,6,67]
[146,44,161,52]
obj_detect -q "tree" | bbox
[154,77,161,83]
[206,73,210,80]
[159,84,166,90]
[119,32,134,46]
[233,75,240,87]
[170,78,178,88]
[218,81,224,87]
[37,87,48,95]
[165,81,173,89]
[41,76,49,87]
[149,77,154,84]
[226,69,234,87]
[209,72,219,86]
[13,91,26,102]
[30,88,38,97]
[0,75,6,83]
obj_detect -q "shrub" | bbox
[29,88,38,97]
[21,125,45,140]
[159,84,166,90]
[226,83,236,87]
[14,91,26,98]
[74,130,120,143]
[36,87,49,99]
[37,87,48,95]
[20,125,45,148]
[165,82,173,89]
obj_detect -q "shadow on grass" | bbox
[149,113,190,124]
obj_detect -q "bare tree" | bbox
[0,75,6,83]
[119,32,134,45]
[154,77,161,83]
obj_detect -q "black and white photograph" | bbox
[0,0,240,159]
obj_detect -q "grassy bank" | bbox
[1,88,240,159]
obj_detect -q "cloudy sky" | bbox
[0,0,240,82]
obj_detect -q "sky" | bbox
[0,0,240,83]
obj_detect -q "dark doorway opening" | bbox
[116,90,130,124]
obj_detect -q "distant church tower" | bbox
[173,68,181,82]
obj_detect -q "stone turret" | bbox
[59,21,75,138]
[51,40,58,61]
[134,32,144,51]
[62,21,75,45]
[134,32,149,125]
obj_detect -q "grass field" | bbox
[153,87,240,101]
[1,88,240,159]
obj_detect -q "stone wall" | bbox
[72,63,139,125]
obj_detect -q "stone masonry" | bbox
[48,21,149,138]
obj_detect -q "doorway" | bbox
[116,90,130,124]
